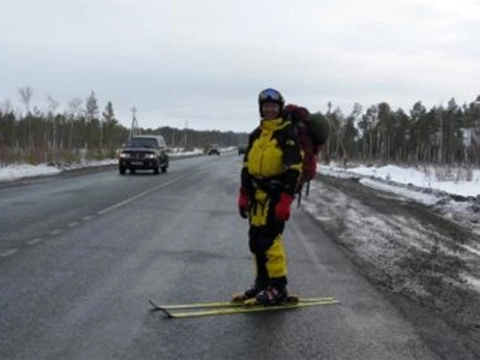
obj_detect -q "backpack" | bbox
[284,104,330,196]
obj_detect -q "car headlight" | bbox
[144,154,156,159]
[120,153,131,158]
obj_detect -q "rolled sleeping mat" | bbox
[306,112,330,146]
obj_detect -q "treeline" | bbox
[0,89,247,165]
[325,96,480,166]
[1,88,479,167]
[152,126,248,152]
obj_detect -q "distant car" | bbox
[207,144,220,156]
[118,135,169,175]
[238,143,248,155]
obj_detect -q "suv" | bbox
[238,143,248,155]
[118,135,169,175]
[207,144,220,156]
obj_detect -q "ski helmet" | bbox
[258,88,284,116]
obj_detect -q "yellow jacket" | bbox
[242,118,302,196]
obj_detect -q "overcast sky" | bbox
[1,0,479,132]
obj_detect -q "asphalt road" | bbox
[0,154,440,360]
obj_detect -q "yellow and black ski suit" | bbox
[241,117,302,289]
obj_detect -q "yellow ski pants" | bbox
[248,189,287,288]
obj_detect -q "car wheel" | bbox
[161,165,167,173]
[130,168,136,174]
[154,167,159,175]
[119,166,126,175]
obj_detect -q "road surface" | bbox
[0,154,452,359]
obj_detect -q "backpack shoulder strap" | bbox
[272,122,302,168]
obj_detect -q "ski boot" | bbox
[232,283,265,303]
[246,286,289,306]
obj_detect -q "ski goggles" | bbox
[258,88,283,102]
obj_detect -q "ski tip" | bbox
[148,300,176,318]
[163,309,175,319]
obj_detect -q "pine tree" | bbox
[85,91,100,151]
[102,101,118,155]
[85,91,99,122]
[377,102,391,162]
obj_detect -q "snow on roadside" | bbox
[320,163,480,199]
[0,163,62,181]
[319,163,480,235]
[301,163,480,300]
[0,147,219,183]
[0,160,118,182]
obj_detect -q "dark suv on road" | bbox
[238,143,248,156]
[118,135,169,175]
[207,144,220,156]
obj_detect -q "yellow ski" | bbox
[149,296,335,311]
[150,299,339,319]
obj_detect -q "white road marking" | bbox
[68,221,79,227]
[27,238,41,245]
[461,244,480,257]
[50,229,62,235]
[82,216,92,221]
[97,174,189,215]
[1,249,18,257]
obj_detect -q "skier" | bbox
[235,88,303,305]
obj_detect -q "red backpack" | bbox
[284,104,330,195]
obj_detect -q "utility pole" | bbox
[129,106,139,140]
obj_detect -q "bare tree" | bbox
[1,98,13,114]
[67,98,83,150]
[19,87,34,149]
[47,95,59,150]
[19,87,33,114]
[85,91,101,151]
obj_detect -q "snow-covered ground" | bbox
[316,163,480,235]
[0,148,206,182]
[321,163,480,199]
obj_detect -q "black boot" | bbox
[232,282,266,302]
[255,286,288,306]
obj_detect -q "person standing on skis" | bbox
[235,88,303,305]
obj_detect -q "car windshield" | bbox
[126,138,157,148]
